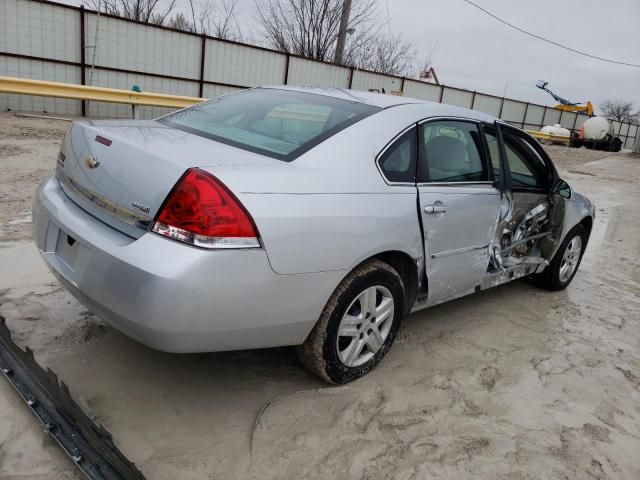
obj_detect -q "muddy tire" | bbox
[297,259,405,384]
[536,224,587,291]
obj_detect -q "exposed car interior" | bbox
[486,126,559,276]
[421,123,487,182]
[162,88,380,159]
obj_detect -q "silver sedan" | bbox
[33,87,594,383]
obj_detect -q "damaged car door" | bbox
[482,122,564,283]
[417,119,505,306]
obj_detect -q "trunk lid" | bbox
[56,120,279,238]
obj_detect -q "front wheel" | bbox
[297,259,405,384]
[536,224,587,291]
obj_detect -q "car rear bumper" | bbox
[33,175,343,353]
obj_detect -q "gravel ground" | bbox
[0,113,638,479]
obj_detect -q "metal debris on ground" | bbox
[0,316,146,480]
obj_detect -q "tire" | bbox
[535,224,587,291]
[297,259,405,384]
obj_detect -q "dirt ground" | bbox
[0,113,639,480]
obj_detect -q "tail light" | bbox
[152,168,260,249]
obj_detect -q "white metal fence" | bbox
[1,0,639,149]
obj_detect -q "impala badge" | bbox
[85,155,100,169]
[131,201,150,214]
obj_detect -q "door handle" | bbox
[424,203,447,214]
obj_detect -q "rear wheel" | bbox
[536,224,587,291]
[297,259,405,384]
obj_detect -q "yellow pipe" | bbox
[526,130,570,144]
[0,76,204,108]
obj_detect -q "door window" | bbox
[482,127,501,183]
[502,132,547,189]
[418,121,488,182]
[378,128,416,183]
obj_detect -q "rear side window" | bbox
[418,120,488,182]
[160,89,380,161]
[378,129,416,183]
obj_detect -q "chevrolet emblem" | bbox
[85,155,100,169]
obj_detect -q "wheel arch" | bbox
[363,250,421,314]
[579,215,593,240]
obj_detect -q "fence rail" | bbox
[1,0,639,149]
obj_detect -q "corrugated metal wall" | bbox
[501,100,527,125]
[287,57,350,88]
[0,0,81,114]
[84,69,197,118]
[204,40,286,87]
[472,94,502,117]
[351,70,402,93]
[524,104,545,130]
[87,15,201,78]
[1,0,79,61]
[441,87,473,108]
[402,79,441,102]
[1,0,638,148]
[0,56,81,115]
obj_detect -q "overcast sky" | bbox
[57,0,640,113]
[384,0,640,111]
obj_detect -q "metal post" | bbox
[621,122,629,145]
[400,76,405,93]
[633,125,640,153]
[334,0,352,64]
[498,96,505,119]
[470,90,476,110]
[283,54,290,85]
[79,6,86,116]
[198,35,206,98]
[348,66,354,89]
[571,111,579,133]
[540,106,548,130]
[438,85,444,103]
[522,102,530,129]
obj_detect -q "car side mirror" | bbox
[554,179,572,199]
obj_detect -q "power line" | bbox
[460,0,640,68]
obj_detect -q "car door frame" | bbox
[416,116,507,306]
[495,121,567,261]
[495,121,559,195]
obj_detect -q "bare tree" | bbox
[83,0,177,25]
[164,0,239,38]
[255,0,377,62]
[254,0,421,76]
[412,41,438,78]
[346,33,414,76]
[600,99,639,123]
[210,0,239,38]
[167,11,193,31]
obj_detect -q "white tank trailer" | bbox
[570,117,622,152]
[540,124,571,144]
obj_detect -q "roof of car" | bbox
[261,85,496,122]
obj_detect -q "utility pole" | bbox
[334,0,352,64]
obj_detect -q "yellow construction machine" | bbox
[536,80,594,116]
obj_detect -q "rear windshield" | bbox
[159,88,381,161]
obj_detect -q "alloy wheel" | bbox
[336,285,394,367]
[559,235,582,283]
